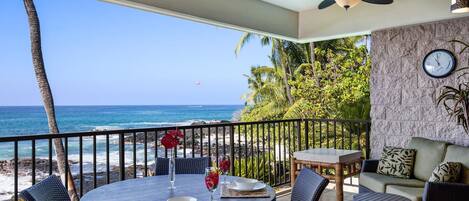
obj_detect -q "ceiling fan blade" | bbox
[318,0,336,9]
[362,0,393,5]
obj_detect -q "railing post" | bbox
[119,133,125,181]
[297,120,301,151]
[365,121,371,159]
[304,120,309,150]
[229,125,235,176]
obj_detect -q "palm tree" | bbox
[23,0,78,200]
[235,33,309,106]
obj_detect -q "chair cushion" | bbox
[377,146,416,179]
[428,162,462,183]
[386,185,424,201]
[359,172,425,193]
[443,145,469,184]
[408,137,448,181]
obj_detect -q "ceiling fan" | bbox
[318,0,393,10]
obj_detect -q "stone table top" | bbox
[81,174,276,201]
[293,148,362,163]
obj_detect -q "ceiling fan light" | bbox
[451,0,469,13]
[336,0,361,9]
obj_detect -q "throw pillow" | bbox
[377,146,416,179]
[428,162,462,183]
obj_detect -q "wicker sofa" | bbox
[359,137,469,201]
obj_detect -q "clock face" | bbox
[423,49,456,78]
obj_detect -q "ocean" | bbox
[0,105,243,160]
[0,105,243,137]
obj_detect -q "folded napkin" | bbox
[220,184,270,198]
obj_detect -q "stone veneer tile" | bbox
[436,123,466,139]
[386,105,420,121]
[370,105,385,120]
[390,23,436,43]
[435,18,469,38]
[387,41,418,58]
[420,105,451,122]
[384,73,417,89]
[371,60,401,75]
[417,38,456,59]
[417,72,455,89]
[371,89,401,105]
[372,120,400,134]
[401,56,418,73]
[401,88,435,105]
[370,75,385,89]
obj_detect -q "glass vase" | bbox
[168,148,176,190]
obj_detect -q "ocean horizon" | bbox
[0,105,244,137]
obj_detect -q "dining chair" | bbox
[153,157,211,175]
[291,167,329,201]
[19,175,70,201]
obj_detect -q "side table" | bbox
[291,148,362,201]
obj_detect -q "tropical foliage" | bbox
[236,34,371,121]
[437,40,469,134]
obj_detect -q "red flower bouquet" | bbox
[161,129,183,149]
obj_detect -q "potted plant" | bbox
[437,40,469,134]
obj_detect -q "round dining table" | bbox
[81,174,276,201]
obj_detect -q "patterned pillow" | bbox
[428,162,462,183]
[377,146,416,179]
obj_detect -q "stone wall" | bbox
[370,16,469,158]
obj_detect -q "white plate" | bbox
[167,196,197,201]
[227,182,266,192]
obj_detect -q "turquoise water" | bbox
[0,105,243,160]
[0,105,243,137]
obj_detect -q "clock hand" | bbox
[433,56,441,66]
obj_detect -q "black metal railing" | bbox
[0,118,370,200]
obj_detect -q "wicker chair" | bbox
[291,168,329,201]
[152,157,211,175]
[20,175,70,201]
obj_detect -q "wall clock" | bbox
[422,49,457,78]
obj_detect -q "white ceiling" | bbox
[103,0,469,43]
[260,0,320,12]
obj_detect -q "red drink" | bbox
[205,167,219,200]
[219,156,230,174]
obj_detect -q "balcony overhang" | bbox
[103,0,469,43]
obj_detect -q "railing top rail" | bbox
[0,118,370,142]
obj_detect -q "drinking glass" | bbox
[205,167,220,201]
[218,155,230,184]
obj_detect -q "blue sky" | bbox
[0,0,271,106]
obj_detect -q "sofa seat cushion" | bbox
[386,185,424,201]
[444,145,469,184]
[408,137,448,181]
[359,172,425,193]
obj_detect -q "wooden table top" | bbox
[81,174,276,201]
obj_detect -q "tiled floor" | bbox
[277,183,357,201]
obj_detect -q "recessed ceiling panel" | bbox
[260,0,320,11]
